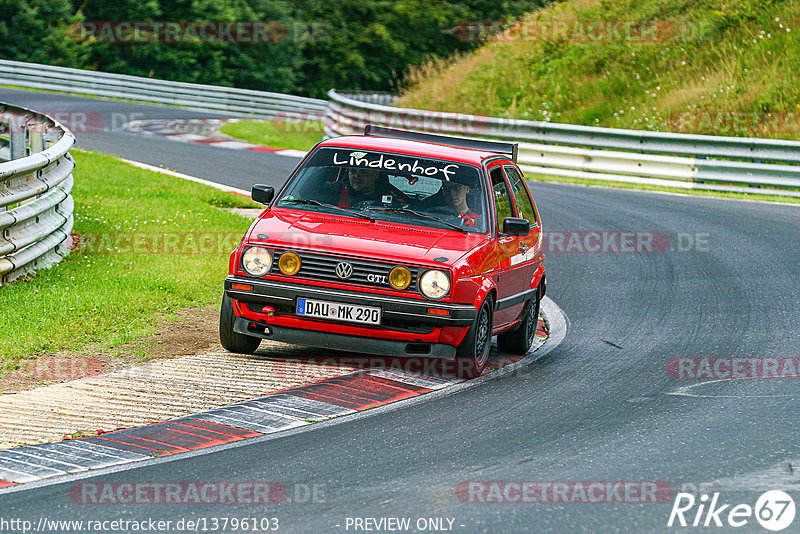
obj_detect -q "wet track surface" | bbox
[2,89,800,532]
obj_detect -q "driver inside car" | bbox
[330,168,408,209]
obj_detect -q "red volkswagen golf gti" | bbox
[220,126,546,377]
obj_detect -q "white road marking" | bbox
[666,378,799,398]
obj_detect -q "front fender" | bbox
[228,247,239,274]
[531,263,546,297]
[474,276,496,307]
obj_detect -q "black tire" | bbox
[497,290,540,355]
[455,297,493,378]
[219,294,262,354]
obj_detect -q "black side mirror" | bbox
[503,217,530,236]
[252,184,275,205]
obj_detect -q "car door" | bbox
[487,163,528,327]
[503,164,542,287]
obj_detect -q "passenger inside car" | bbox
[412,175,483,228]
[438,179,481,228]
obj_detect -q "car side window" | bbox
[504,165,537,223]
[490,167,514,234]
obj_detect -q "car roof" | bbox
[317,135,508,166]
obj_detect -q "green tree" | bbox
[0,0,90,66]
[75,0,302,92]
[292,0,544,96]
[0,0,548,97]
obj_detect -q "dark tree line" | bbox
[0,0,544,97]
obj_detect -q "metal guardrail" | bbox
[325,90,800,198]
[3,60,799,196]
[0,60,327,119]
[0,103,75,286]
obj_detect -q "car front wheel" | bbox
[455,297,493,378]
[219,293,262,354]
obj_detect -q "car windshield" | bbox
[276,147,488,233]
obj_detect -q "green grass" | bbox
[0,150,260,372]
[525,172,800,204]
[220,120,324,151]
[399,0,800,140]
[397,0,800,204]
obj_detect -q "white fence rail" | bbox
[325,90,800,198]
[0,103,75,286]
[2,64,798,288]
[0,59,327,119]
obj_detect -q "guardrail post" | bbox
[44,132,60,149]
[29,122,44,154]
[9,122,27,160]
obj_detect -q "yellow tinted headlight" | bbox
[278,252,301,275]
[389,266,412,290]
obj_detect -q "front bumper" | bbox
[224,275,477,328]
[224,275,478,360]
[233,318,458,359]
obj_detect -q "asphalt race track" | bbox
[2,88,800,532]
[0,88,300,191]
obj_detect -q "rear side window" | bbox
[490,167,513,234]
[504,165,537,223]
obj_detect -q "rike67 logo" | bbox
[668,490,796,531]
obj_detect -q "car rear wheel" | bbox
[455,297,493,378]
[219,294,262,354]
[497,289,540,355]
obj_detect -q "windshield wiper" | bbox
[281,198,375,222]
[367,206,467,233]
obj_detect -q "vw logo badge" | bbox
[335,262,353,279]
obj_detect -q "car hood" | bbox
[247,208,488,265]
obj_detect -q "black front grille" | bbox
[271,249,420,292]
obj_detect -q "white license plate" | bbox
[296,298,381,325]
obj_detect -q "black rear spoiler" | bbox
[364,124,518,163]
